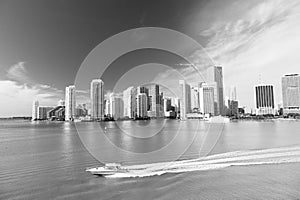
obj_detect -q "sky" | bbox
[0,0,300,116]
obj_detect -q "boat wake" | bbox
[105,146,300,178]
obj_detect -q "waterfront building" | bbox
[205,66,224,115]
[75,104,87,117]
[48,106,65,121]
[199,84,215,116]
[200,82,218,115]
[179,80,191,120]
[137,93,148,118]
[65,85,76,121]
[227,100,239,117]
[111,96,124,120]
[191,86,200,111]
[38,106,54,120]
[137,86,150,111]
[163,97,172,113]
[90,79,104,120]
[123,86,137,119]
[32,100,39,121]
[149,84,160,117]
[255,84,275,115]
[281,74,300,115]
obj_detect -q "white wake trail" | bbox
[105,146,300,178]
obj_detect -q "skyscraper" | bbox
[149,84,160,117]
[90,79,104,120]
[201,82,218,115]
[38,106,54,120]
[65,85,76,121]
[137,86,150,111]
[179,80,191,120]
[191,86,200,112]
[111,95,124,120]
[206,66,224,115]
[137,93,148,118]
[32,100,39,121]
[255,84,275,115]
[199,85,215,115]
[123,86,137,119]
[282,74,300,115]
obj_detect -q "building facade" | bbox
[123,86,137,119]
[255,85,275,115]
[199,85,215,116]
[32,100,39,120]
[282,74,300,115]
[206,66,224,115]
[65,85,76,121]
[90,79,104,120]
[137,93,148,118]
[179,80,191,120]
[149,84,160,117]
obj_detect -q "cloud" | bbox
[6,62,29,83]
[0,62,65,116]
[152,0,300,109]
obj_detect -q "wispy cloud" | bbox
[0,62,64,116]
[152,0,300,110]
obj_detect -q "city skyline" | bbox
[1,0,300,117]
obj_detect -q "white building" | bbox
[199,84,215,116]
[32,100,39,121]
[111,96,124,120]
[191,86,200,112]
[91,79,104,120]
[123,86,137,119]
[205,66,224,115]
[282,74,300,115]
[65,85,76,121]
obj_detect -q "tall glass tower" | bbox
[90,79,104,120]
[65,85,76,121]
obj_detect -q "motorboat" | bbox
[86,163,128,176]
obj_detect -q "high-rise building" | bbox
[206,66,224,115]
[137,86,150,111]
[201,82,218,115]
[111,95,124,120]
[32,100,39,121]
[137,93,148,118]
[163,97,172,113]
[65,85,76,121]
[255,84,275,115]
[48,106,65,121]
[282,74,300,115]
[149,84,160,117]
[199,85,215,115]
[91,79,104,120]
[179,80,191,120]
[191,86,200,112]
[123,86,137,119]
[38,106,54,120]
[227,100,239,117]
